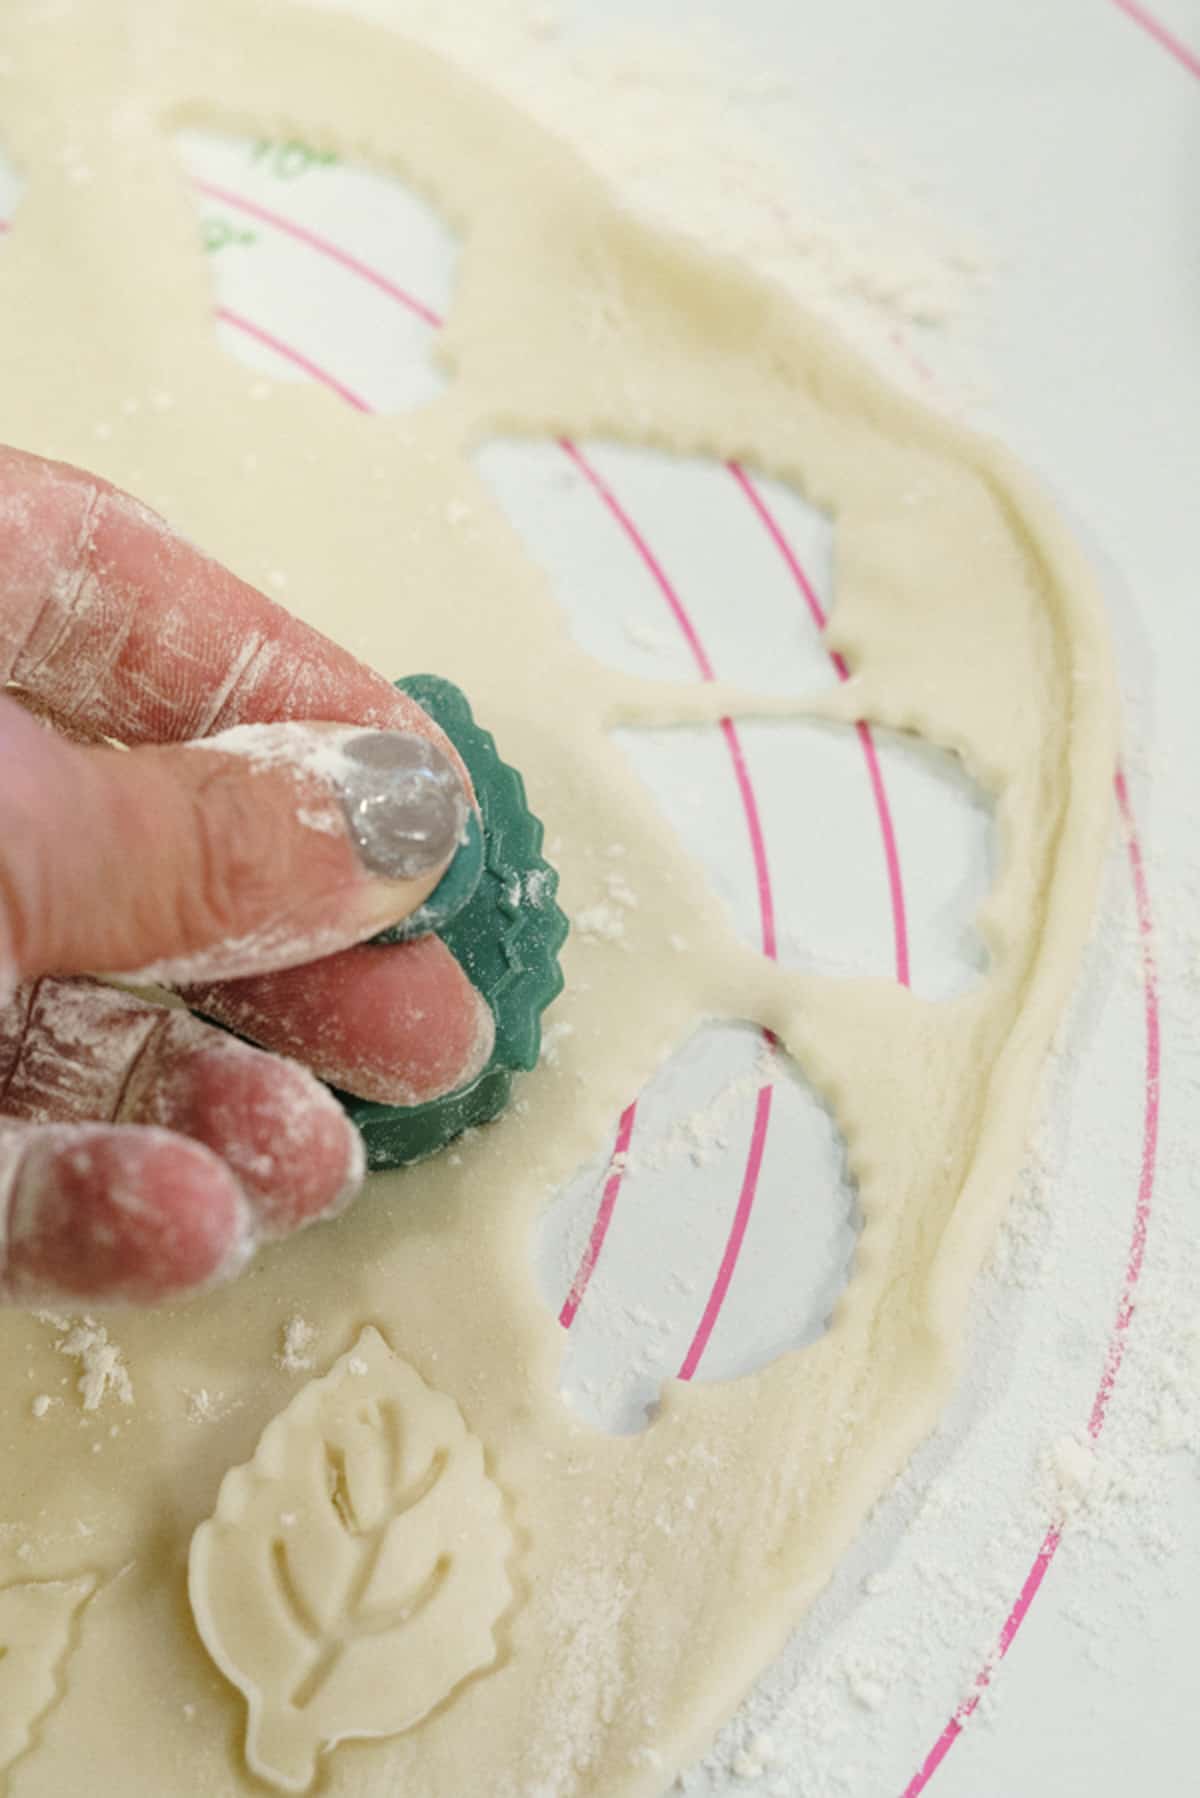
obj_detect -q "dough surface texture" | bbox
[0,3,1116,1793]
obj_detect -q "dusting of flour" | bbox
[321,0,990,393]
[37,1313,133,1412]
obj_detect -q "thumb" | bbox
[0,694,469,993]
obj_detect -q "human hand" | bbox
[0,447,494,1307]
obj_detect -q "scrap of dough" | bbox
[0,1,1116,1794]
[0,1578,96,1778]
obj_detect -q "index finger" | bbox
[0,445,458,765]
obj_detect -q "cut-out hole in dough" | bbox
[0,147,25,240]
[538,1023,857,1437]
[615,719,993,998]
[476,435,991,993]
[475,441,838,695]
[172,129,457,410]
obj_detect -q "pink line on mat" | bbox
[1089,768,1159,1437]
[195,179,446,326]
[1111,0,1200,80]
[558,439,718,681]
[727,460,826,637]
[558,439,779,1370]
[901,767,1161,1796]
[678,1083,775,1379]
[555,447,776,957]
[727,460,910,987]
[216,306,372,411]
[903,1527,1062,1796]
[559,1103,637,1329]
[719,715,778,959]
[854,721,910,987]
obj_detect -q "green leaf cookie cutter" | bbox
[335,675,569,1170]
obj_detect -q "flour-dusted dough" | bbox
[0,1577,95,1776]
[0,3,1116,1794]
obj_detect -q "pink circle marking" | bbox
[558,1098,636,1330]
[1111,0,1200,81]
[197,179,444,326]
[901,768,1159,1794]
[216,305,371,412]
[727,462,910,987]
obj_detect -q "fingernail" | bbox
[336,733,468,880]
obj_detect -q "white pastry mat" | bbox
[7,1,1196,1790]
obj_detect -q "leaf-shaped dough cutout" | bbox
[0,1576,96,1776]
[189,1327,513,1794]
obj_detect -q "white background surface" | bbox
[10,1,1198,1792]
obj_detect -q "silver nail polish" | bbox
[337,733,467,880]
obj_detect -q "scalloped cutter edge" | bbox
[335,675,569,1170]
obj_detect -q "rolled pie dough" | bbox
[0,2,1116,1794]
